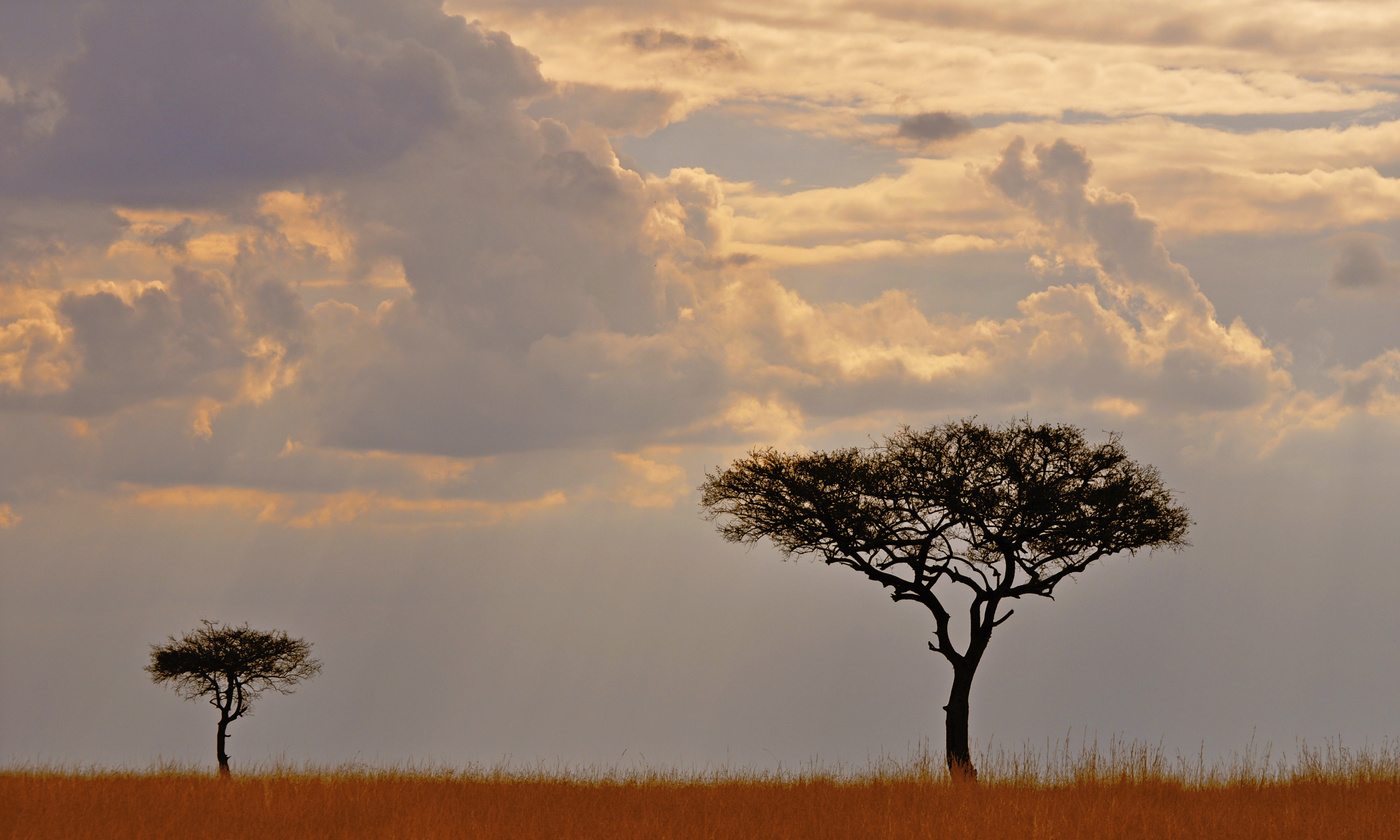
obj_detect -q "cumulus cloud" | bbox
[699,115,1400,248]
[1331,350,1400,408]
[0,0,720,465]
[49,268,306,416]
[0,192,345,427]
[4,0,1399,514]
[985,136,1290,413]
[991,137,1207,314]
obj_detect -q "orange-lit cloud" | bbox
[455,0,1395,123]
[610,450,689,508]
[0,503,21,529]
[119,483,570,529]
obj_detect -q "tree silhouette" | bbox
[147,620,322,777]
[699,419,1190,780]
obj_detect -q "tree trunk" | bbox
[943,664,977,782]
[216,714,231,778]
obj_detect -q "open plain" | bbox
[6,741,1398,840]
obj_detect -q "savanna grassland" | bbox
[5,740,1399,839]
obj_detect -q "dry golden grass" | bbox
[5,738,1400,839]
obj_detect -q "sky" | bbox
[3,0,1400,773]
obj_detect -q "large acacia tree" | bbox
[699,419,1190,780]
[147,621,322,777]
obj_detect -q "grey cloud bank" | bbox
[1,0,539,204]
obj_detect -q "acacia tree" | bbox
[147,620,322,777]
[699,419,1190,780]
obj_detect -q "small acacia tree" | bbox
[147,620,322,777]
[699,418,1190,780]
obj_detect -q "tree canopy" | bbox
[700,418,1190,779]
[147,620,321,776]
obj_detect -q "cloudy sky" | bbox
[4,0,1400,772]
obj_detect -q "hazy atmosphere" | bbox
[4,0,1400,772]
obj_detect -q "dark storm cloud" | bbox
[897,111,975,142]
[1328,233,1399,289]
[0,0,546,205]
[0,0,87,81]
